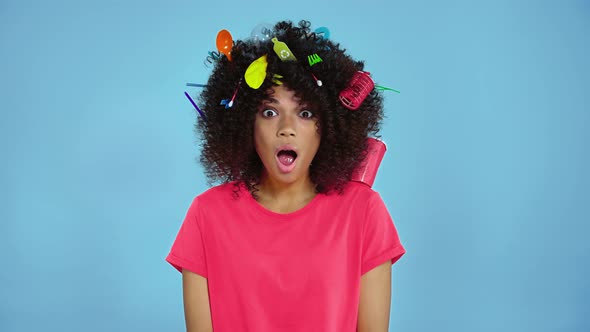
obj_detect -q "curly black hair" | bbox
[194,20,384,197]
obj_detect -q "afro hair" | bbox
[194,20,385,197]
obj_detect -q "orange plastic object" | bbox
[216,29,233,61]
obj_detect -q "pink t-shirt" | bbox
[166,181,405,331]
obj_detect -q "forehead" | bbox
[262,85,303,105]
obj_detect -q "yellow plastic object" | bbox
[272,37,297,62]
[272,74,284,85]
[244,54,268,89]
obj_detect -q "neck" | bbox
[255,172,317,206]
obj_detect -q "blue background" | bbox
[1,0,588,331]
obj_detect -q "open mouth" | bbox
[277,149,298,166]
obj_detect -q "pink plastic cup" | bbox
[351,137,387,187]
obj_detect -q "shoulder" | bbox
[319,181,382,210]
[319,182,390,227]
[193,181,248,206]
[335,181,379,201]
[343,182,391,215]
[183,182,249,223]
[198,181,237,197]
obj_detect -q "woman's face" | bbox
[254,85,321,188]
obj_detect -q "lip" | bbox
[275,144,298,174]
[275,144,298,156]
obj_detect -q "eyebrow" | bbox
[262,97,307,107]
[263,97,279,104]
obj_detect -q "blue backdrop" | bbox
[1,0,588,331]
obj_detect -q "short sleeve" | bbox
[165,197,208,278]
[360,192,406,275]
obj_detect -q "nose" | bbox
[277,114,296,137]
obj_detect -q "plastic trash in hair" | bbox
[272,37,297,62]
[339,71,375,111]
[250,23,273,43]
[216,29,234,61]
[350,137,386,187]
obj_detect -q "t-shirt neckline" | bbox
[244,187,325,220]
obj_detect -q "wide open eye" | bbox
[261,109,278,117]
[299,110,314,118]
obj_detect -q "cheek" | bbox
[306,122,322,143]
[313,134,321,152]
[253,123,271,154]
[303,128,322,157]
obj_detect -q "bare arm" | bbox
[182,269,213,332]
[357,261,392,332]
